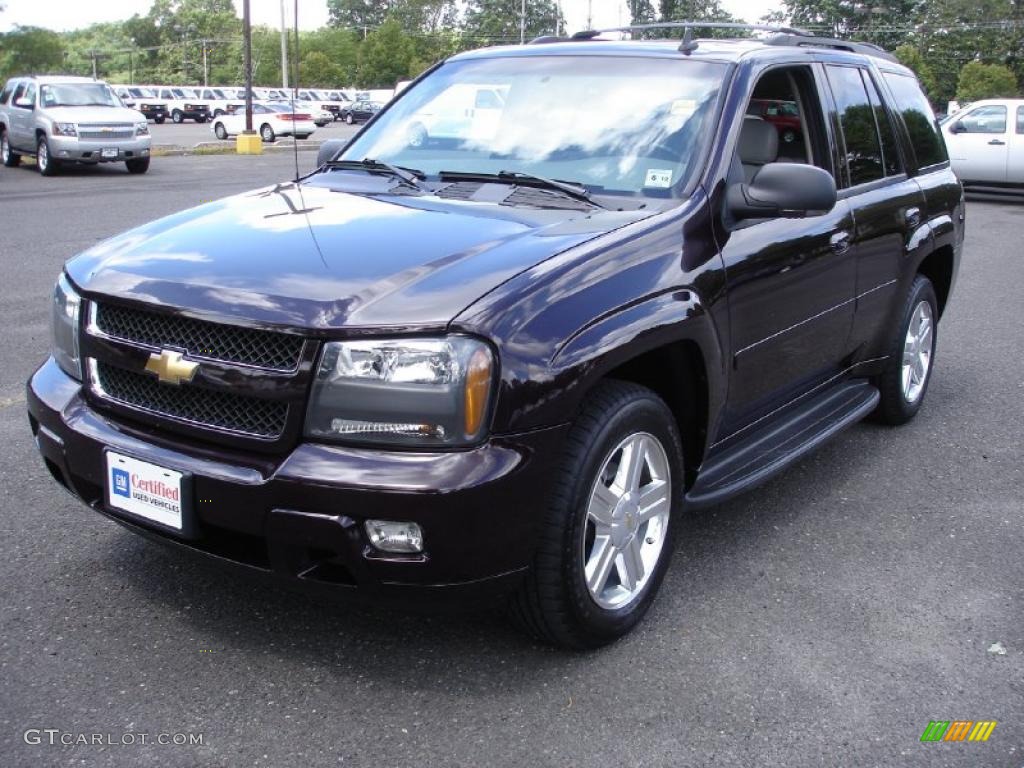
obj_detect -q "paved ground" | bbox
[148,119,357,149]
[0,155,1021,767]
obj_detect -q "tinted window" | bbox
[827,65,884,186]
[864,74,903,176]
[959,105,1007,134]
[0,80,14,104]
[23,82,37,107]
[881,72,948,168]
[11,82,26,103]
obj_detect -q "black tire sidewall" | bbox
[558,391,683,644]
[876,275,938,424]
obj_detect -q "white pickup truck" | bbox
[943,98,1024,187]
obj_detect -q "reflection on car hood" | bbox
[44,106,146,123]
[66,179,653,331]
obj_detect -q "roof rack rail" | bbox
[763,33,898,63]
[561,21,810,53]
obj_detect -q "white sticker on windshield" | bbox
[644,169,673,188]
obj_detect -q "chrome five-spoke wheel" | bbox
[583,432,671,610]
[902,299,933,404]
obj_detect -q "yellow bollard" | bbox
[236,132,263,155]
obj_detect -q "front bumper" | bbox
[138,106,167,120]
[49,135,151,163]
[27,358,567,606]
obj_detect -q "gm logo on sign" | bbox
[920,720,997,742]
[112,468,131,498]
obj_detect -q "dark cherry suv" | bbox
[27,26,963,649]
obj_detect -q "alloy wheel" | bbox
[582,432,671,610]
[902,299,933,404]
[37,140,48,172]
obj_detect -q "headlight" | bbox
[51,273,82,381]
[135,122,149,136]
[305,336,495,448]
[53,122,77,137]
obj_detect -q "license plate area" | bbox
[105,450,196,538]
[101,148,118,159]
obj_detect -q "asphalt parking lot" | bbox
[147,118,358,149]
[0,154,1021,767]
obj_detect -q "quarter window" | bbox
[826,65,884,186]
[864,74,903,176]
[959,105,1007,134]
[881,72,948,169]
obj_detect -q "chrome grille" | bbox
[78,124,135,140]
[94,303,304,371]
[93,361,288,439]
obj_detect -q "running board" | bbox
[685,380,880,509]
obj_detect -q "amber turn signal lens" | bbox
[464,347,492,438]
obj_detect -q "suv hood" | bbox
[66,179,652,331]
[46,106,145,123]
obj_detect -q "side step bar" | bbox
[685,380,880,510]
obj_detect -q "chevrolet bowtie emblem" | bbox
[144,350,199,386]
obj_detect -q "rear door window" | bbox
[826,65,884,186]
[959,105,1007,134]
[864,74,903,176]
[880,72,948,169]
[0,80,15,104]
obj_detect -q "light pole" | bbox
[520,0,526,44]
[280,0,289,90]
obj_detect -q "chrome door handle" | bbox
[905,207,922,228]
[988,139,1006,145]
[830,231,851,254]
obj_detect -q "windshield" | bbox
[340,55,725,197]
[129,87,154,98]
[40,83,120,108]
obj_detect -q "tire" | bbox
[508,380,683,649]
[874,274,939,425]
[195,115,207,124]
[260,123,275,143]
[213,109,224,118]
[154,116,166,124]
[1,130,19,167]
[295,133,311,140]
[781,129,797,143]
[344,113,354,125]
[171,110,184,124]
[214,122,228,140]
[125,157,150,174]
[36,135,58,176]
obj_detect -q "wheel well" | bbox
[604,341,709,488]
[918,245,954,317]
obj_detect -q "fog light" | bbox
[365,520,423,553]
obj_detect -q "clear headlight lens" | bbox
[135,122,149,136]
[305,336,495,448]
[53,122,77,137]
[51,273,82,381]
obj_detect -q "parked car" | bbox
[194,87,245,117]
[0,75,151,175]
[943,98,1024,186]
[211,102,316,142]
[111,85,168,123]
[27,30,962,648]
[147,86,209,123]
[745,97,802,144]
[339,100,381,124]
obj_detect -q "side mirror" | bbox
[949,120,965,134]
[728,163,837,221]
[14,96,34,109]
[316,138,347,167]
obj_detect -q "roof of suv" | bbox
[12,75,101,84]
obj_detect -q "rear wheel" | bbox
[260,123,275,142]
[171,109,184,124]
[36,135,58,176]
[154,116,166,124]
[295,133,311,140]
[195,115,207,124]
[344,113,354,125]
[1,130,19,167]
[781,128,797,143]
[509,381,683,649]
[874,274,938,425]
[214,122,228,140]
[126,157,150,174]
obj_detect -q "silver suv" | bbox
[0,75,152,175]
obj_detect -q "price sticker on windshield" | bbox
[644,169,674,189]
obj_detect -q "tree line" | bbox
[0,0,1020,104]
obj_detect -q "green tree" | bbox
[327,0,394,31]
[628,0,657,24]
[462,0,564,44]
[355,19,414,87]
[0,26,65,79]
[956,60,1019,101]
[299,51,344,87]
[779,0,920,50]
[893,44,937,96]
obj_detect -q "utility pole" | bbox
[520,0,526,44]
[279,0,289,90]
[89,50,99,79]
[243,0,253,134]
[587,0,593,30]
[202,40,209,86]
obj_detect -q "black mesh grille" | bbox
[95,303,304,371]
[95,362,288,438]
[436,182,484,201]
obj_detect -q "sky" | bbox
[0,0,782,35]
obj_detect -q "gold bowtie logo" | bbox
[144,350,199,386]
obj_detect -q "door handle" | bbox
[988,139,1006,145]
[830,231,852,254]
[905,207,922,228]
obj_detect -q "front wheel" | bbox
[171,109,184,124]
[344,113,354,125]
[509,381,683,649]
[36,135,59,176]
[154,116,166,124]
[874,274,939,425]
[126,157,150,174]
[1,131,19,167]
[260,123,275,142]
[214,122,228,140]
[195,115,207,124]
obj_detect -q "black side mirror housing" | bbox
[316,139,347,167]
[728,162,837,221]
[949,120,965,134]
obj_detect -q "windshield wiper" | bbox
[325,158,426,191]
[439,170,604,209]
